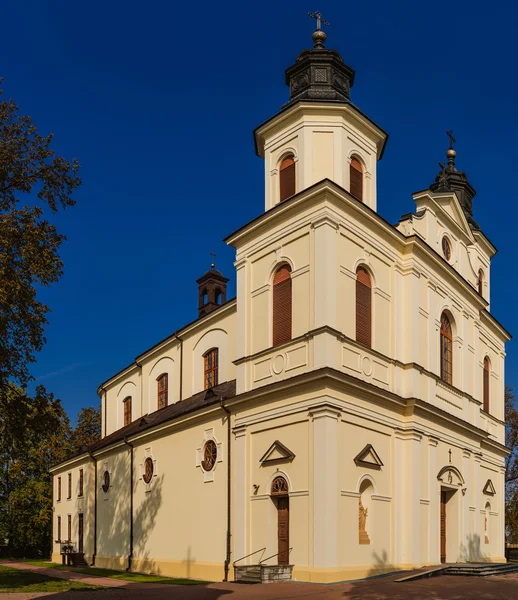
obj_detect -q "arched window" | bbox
[215,289,222,305]
[350,157,364,201]
[356,267,372,348]
[204,348,219,389]
[483,357,490,413]
[123,396,132,426]
[157,373,168,409]
[279,155,295,202]
[478,269,484,296]
[271,476,289,496]
[440,313,453,385]
[202,289,209,306]
[273,264,292,346]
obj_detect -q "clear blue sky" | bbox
[2,1,516,423]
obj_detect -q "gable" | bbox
[260,440,296,465]
[433,193,475,243]
[354,444,383,469]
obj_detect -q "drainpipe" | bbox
[88,452,97,566]
[174,331,183,401]
[123,438,134,571]
[220,399,232,581]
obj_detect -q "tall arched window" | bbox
[440,313,453,385]
[123,396,132,426]
[478,269,484,296]
[356,267,372,348]
[350,157,364,201]
[204,348,219,389]
[483,357,490,413]
[273,264,292,346]
[279,155,295,202]
[157,373,168,409]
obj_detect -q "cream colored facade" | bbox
[50,31,510,583]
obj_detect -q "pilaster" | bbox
[233,426,248,563]
[310,402,340,568]
[312,216,338,331]
[428,436,439,564]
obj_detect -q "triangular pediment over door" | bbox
[260,440,295,465]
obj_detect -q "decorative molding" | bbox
[437,465,465,486]
[483,479,496,496]
[341,490,361,498]
[354,444,384,470]
[196,428,223,483]
[371,494,391,503]
[259,440,296,465]
[420,499,430,505]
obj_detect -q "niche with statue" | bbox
[359,479,373,545]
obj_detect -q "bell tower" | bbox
[196,255,229,318]
[254,14,387,212]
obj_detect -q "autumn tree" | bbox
[505,386,518,542]
[70,405,101,453]
[0,81,81,389]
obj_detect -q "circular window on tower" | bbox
[143,457,154,484]
[442,236,452,261]
[202,440,217,471]
[102,470,110,493]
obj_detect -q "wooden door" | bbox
[277,496,289,565]
[78,513,84,554]
[440,492,446,563]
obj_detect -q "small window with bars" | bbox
[157,373,168,409]
[78,469,84,497]
[57,516,61,542]
[279,155,295,202]
[272,264,292,346]
[204,348,219,390]
[67,514,72,542]
[123,396,132,426]
[67,473,72,499]
[440,313,453,385]
[350,157,364,201]
[356,267,372,348]
[57,476,61,502]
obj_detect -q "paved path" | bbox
[3,562,518,600]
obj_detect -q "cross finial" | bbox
[446,130,456,150]
[210,252,216,269]
[308,11,329,31]
[449,449,452,463]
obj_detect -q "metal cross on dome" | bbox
[308,11,329,31]
[446,129,456,150]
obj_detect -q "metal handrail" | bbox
[259,547,293,565]
[232,547,266,566]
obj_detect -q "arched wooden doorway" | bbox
[271,476,289,565]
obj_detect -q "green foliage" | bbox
[505,386,518,542]
[0,81,81,388]
[70,405,101,453]
[0,384,71,556]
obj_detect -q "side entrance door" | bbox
[78,513,84,554]
[440,492,447,563]
[277,496,289,565]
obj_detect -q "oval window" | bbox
[102,470,110,493]
[143,457,154,484]
[442,237,452,261]
[202,440,217,471]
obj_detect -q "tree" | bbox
[70,405,101,453]
[0,384,71,556]
[505,386,518,542]
[0,82,81,388]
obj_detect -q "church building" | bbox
[50,19,510,583]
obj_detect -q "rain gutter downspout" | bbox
[123,438,134,571]
[88,452,97,566]
[220,399,231,581]
[174,331,183,401]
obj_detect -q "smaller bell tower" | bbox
[196,255,229,318]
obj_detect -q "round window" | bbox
[442,237,452,261]
[143,457,154,484]
[102,470,110,493]
[202,440,217,471]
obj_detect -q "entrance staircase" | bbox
[234,564,293,584]
[444,563,518,577]
[69,553,89,569]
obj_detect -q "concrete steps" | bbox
[444,563,518,577]
[233,564,293,584]
[69,553,89,569]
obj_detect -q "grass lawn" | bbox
[0,564,101,592]
[23,560,210,585]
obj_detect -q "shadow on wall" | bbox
[460,533,487,563]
